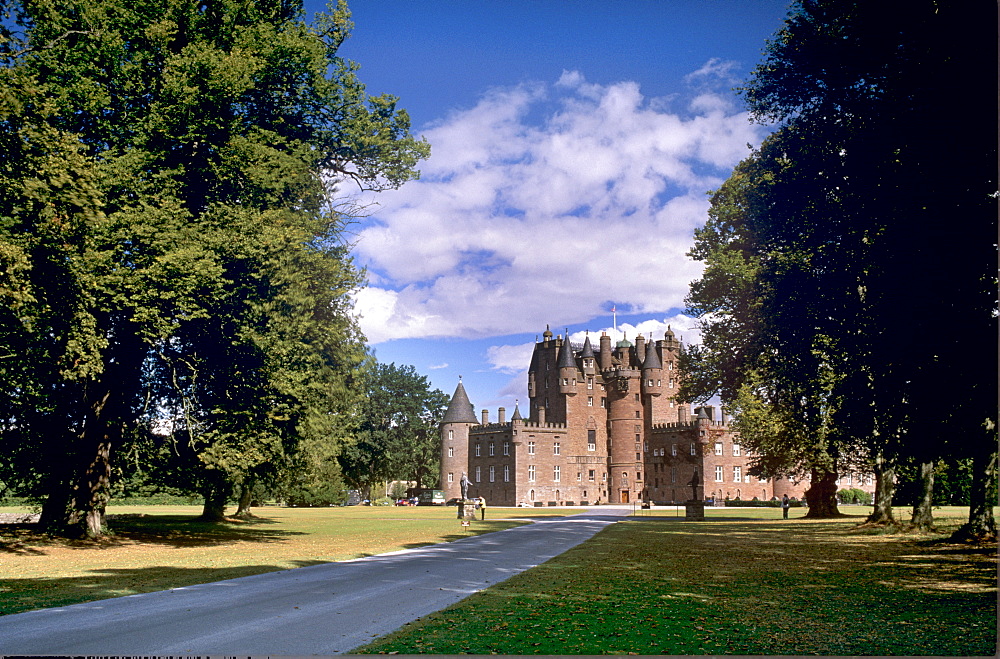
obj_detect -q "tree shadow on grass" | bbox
[0,515,306,554]
[0,561,330,617]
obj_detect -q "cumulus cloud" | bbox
[353,68,765,344]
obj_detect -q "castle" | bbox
[440,325,876,506]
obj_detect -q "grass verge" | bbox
[354,506,998,655]
[0,504,565,616]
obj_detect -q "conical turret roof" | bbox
[580,334,595,359]
[557,335,577,369]
[511,404,523,421]
[442,380,479,424]
[642,340,662,369]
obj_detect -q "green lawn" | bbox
[0,503,564,616]
[354,506,998,656]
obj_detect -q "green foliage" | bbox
[684,0,997,526]
[0,0,429,534]
[837,488,870,506]
[339,361,451,493]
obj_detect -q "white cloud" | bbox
[352,67,766,344]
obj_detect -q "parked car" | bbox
[446,497,462,506]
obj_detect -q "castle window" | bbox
[529,489,535,501]
[489,442,495,456]
[448,472,454,483]
[603,472,607,481]
[635,435,640,443]
[577,472,582,482]
[671,467,677,483]
[448,430,454,440]
[528,465,536,482]
[647,379,653,387]
[644,441,649,452]
[732,444,741,457]
[744,475,751,483]
[601,397,606,408]
[635,411,640,418]
[634,394,639,402]
[668,361,674,370]
[588,396,593,407]
[636,471,642,481]
[733,466,742,482]
[690,443,696,455]
[553,442,561,455]
[448,447,454,458]
[527,441,535,455]
[562,378,568,386]
[553,466,561,482]
[636,453,640,461]
[669,399,675,408]
[588,430,596,451]
[475,444,481,457]
[489,466,495,482]
[715,442,723,456]
[589,469,595,481]
[588,377,593,389]
[657,380,661,386]
[669,379,675,388]
[621,472,628,485]
[503,441,510,456]
[475,466,481,482]
[715,466,723,482]
[504,465,510,482]
[671,444,677,456]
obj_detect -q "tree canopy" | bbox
[0,0,429,535]
[683,0,997,534]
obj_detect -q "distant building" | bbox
[440,325,874,506]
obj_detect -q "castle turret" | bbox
[557,331,578,395]
[440,379,479,501]
[641,336,663,397]
[580,334,596,375]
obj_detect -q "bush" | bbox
[837,488,871,505]
[371,496,394,506]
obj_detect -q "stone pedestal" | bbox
[684,500,705,521]
[457,499,477,521]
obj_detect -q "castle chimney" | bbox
[678,405,690,424]
[498,407,506,424]
[482,409,489,425]
[538,406,546,425]
[635,334,646,364]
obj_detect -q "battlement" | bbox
[519,420,568,430]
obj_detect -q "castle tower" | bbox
[557,331,578,396]
[440,378,479,501]
[605,336,642,504]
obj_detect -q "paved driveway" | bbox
[0,506,631,656]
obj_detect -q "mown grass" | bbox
[0,504,565,616]
[354,506,998,656]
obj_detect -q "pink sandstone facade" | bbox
[441,326,874,506]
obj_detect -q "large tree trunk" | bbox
[952,426,997,542]
[867,454,897,525]
[803,469,840,518]
[234,477,255,518]
[910,460,935,531]
[201,475,231,521]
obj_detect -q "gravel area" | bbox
[0,512,39,523]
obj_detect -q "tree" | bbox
[685,0,997,531]
[339,362,450,495]
[0,0,429,535]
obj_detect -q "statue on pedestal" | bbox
[460,471,470,500]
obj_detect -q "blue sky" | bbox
[303,0,792,410]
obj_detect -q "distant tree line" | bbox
[680,0,996,540]
[0,0,432,536]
